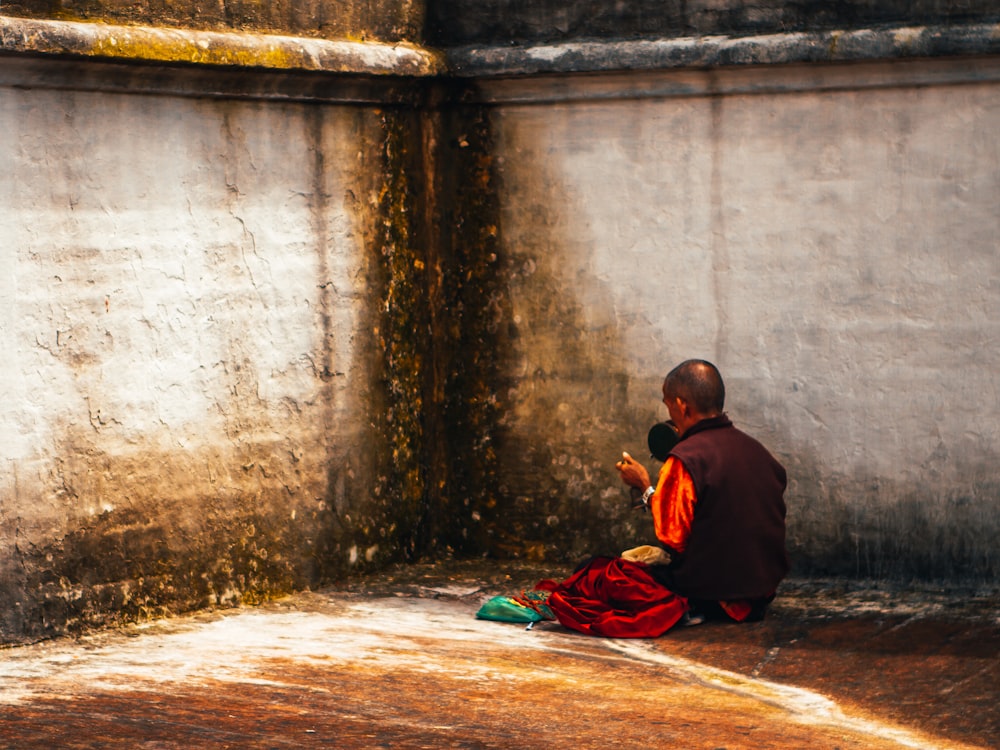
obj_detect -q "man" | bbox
[616,359,789,622]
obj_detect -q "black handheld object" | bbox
[628,421,681,511]
[647,421,679,462]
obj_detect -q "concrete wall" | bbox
[0,54,446,642]
[481,59,1000,581]
[0,16,509,642]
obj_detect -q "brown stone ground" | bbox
[0,561,996,750]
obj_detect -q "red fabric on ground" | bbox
[719,599,754,622]
[538,557,688,638]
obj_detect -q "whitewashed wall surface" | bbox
[0,61,397,641]
[484,59,1000,580]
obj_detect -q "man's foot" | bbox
[681,611,706,627]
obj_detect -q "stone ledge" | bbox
[0,15,445,77]
[3,16,999,83]
[448,23,1000,77]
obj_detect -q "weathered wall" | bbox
[3,0,424,41]
[479,58,1000,581]
[0,54,469,642]
[2,4,998,645]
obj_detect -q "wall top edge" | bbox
[2,15,998,86]
[447,23,1000,78]
[0,15,446,77]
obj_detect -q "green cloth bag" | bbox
[475,592,554,623]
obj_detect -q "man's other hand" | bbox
[616,451,651,490]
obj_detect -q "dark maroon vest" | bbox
[665,414,789,601]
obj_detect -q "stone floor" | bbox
[0,561,996,749]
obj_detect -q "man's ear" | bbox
[676,396,698,425]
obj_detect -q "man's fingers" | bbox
[617,451,632,469]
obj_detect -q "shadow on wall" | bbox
[304,84,662,567]
[470,88,1000,585]
[483,112,675,564]
[784,446,999,584]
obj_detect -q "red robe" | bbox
[539,556,687,638]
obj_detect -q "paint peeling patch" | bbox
[526,44,575,62]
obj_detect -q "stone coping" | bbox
[0,15,444,77]
[448,23,1000,77]
[2,15,999,81]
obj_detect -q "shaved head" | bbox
[664,359,725,415]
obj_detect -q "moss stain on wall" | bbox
[1,432,322,644]
[370,108,429,562]
[330,92,515,567]
[19,506,309,639]
[422,99,512,558]
[313,106,430,573]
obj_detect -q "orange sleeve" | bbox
[649,457,697,554]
